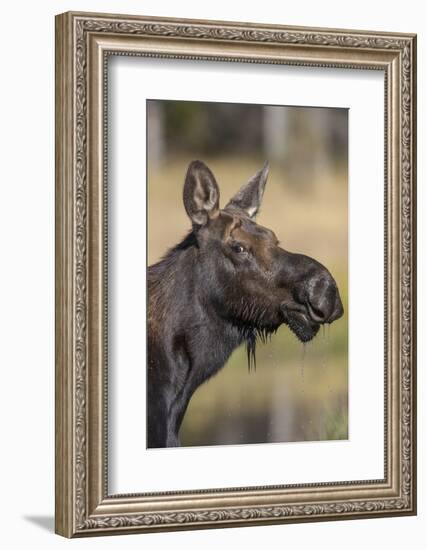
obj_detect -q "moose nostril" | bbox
[306,276,343,324]
[306,300,327,323]
[329,295,344,323]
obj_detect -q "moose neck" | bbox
[147,232,243,448]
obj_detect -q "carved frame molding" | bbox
[55,11,416,537]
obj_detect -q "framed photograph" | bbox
[55,11,417,537]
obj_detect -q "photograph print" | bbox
[147,99,348,449]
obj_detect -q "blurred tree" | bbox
[150,100,348,193]
[147,101,165,169]
[263,107,348,191]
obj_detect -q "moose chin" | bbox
[147,160,344,448]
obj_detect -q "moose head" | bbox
[183,160,343,350]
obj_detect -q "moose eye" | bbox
[231,242,246,254]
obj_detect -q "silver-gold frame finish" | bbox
[55,11,417,538]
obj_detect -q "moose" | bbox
[147,160,343,448]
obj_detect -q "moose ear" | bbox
[183,160,220,226]
[225,162,269,219]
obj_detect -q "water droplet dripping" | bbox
[299,343,306,397]
[320,324,327,372]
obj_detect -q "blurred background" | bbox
[147,99,348,446]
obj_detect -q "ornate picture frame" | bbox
[55,11,417,537]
